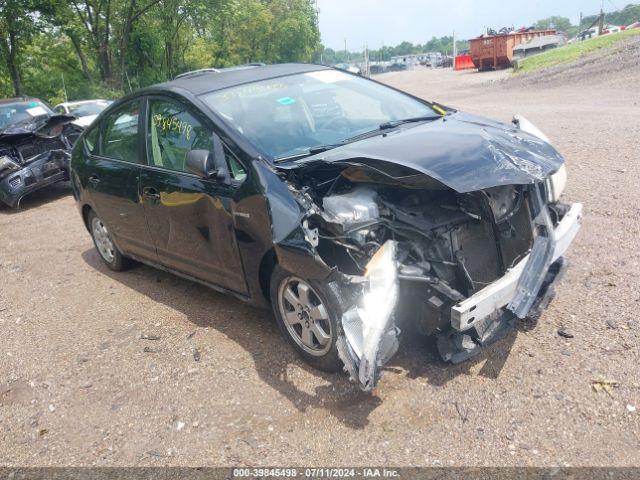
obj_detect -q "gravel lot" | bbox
[1,45,639,467]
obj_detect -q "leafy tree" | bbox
[0,0,41,95]
[0,0,321,102]
[535,16,578,36]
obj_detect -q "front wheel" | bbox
[88,211,133,271]
[270,265,347,372]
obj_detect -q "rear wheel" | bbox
[270,265,346,372]
[88,210,132,271]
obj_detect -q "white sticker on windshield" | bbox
[304,70,350,83]
[26,106,47,117]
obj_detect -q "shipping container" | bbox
[469,30,556,70]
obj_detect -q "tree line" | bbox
[0,0,321,103]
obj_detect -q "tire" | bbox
[88,210,133,271]
[270,265,348,373]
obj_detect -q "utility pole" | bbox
[61,73,67,102]
[362,43,369,77]
[344,38,348,62]
[314,0,322,64]
[598,0,605,35]
[579,11,583,30]
[598,7,605,35]
[452,30,457,70]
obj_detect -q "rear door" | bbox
[83,99,156,261]
[139,95,249,294]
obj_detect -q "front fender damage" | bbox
[258,160,335,282]
[260,161,403,391]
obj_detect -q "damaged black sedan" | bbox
[0,98,83,208]
[70,64,581,391]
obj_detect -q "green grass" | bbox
[514,28,640,74]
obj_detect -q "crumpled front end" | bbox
[280,157,581,391]
[0,150,71,208]
[0,117,81,208]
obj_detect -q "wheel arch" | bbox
[81,204,93,231]
[258,248,278,305]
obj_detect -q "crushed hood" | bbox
[286,112,565,193]
[0,114,78,142]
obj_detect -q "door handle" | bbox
[88,175,100,185]
[142,186,160,203]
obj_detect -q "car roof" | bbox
[155,63,331,96]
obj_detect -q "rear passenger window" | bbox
[100,101,140,162]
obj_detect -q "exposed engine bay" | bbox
[281,158,580,391]
[0,115,83,208]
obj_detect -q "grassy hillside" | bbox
[515,28,640,74]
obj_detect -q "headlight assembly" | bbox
[513,115,567,203]
[546,164,567,203]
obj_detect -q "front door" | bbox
[84,99,156,260]
[140,96,249,295]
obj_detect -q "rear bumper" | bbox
[0,152,70,208]
[451,202,583,331]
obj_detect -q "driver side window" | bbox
[147,98,212,173]
[147,98,246,181]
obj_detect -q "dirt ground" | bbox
[1,49,639,467]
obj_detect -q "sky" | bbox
[317,0,616,50]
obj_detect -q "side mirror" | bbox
[185,133,230,184]
[185,149,215,178]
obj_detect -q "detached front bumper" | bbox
[451,202,583,332]
[0,152,70,208]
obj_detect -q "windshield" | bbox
[68,100,112,117]
[201,70,439,159]
[0,101,53,130]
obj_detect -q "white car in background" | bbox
[53,99,112,127]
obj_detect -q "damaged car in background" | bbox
[70,64,581,391]
[0,97,84,208]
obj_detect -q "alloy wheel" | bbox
[92,217,116,263]
[277,277,333,356]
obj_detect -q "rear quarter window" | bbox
[83,126,99,154]
[98,100,141,163]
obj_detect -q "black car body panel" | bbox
[0,114,83,208]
